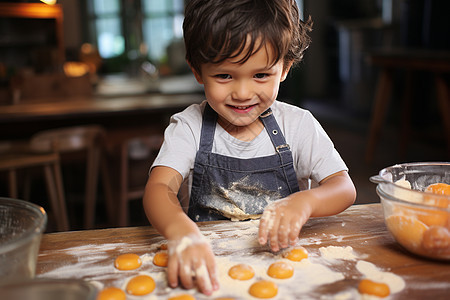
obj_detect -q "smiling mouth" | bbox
[228,104,257,110]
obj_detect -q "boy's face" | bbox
[191,43,290,138]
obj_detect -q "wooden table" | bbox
[36,204,450,299]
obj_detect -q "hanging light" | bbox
[40,0,57,5]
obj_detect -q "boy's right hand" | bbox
[167,233,219,295]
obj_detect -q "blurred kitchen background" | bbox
[0,0,448,231]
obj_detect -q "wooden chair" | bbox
[0,142,69,231]
[104,128,163,227]
[365,49,450,163]
[117,134,163,226]
[30,125,114,229]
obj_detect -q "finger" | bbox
[179,259,194,290]
[259,207,274,245]
[194,261,213,295]
[268,213,281,252]
[277,215,290,249]
[288,218,301,245]
[206,254,219,291]
[167,253,179,288]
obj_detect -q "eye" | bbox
[254,73,269,79]
[214,74,232,80]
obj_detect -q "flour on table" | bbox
[38,241,166,290]
[319,246,358,260]
[140,253,154,264]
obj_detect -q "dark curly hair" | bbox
[183,0,312,74]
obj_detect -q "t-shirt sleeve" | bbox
[288,108,348,184]
[151,104,202,179]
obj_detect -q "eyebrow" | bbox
[210,63,276,74]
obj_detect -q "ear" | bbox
[187,61,204,84]
[280,61,294,82]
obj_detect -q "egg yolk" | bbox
[414,207,448,227]
[422,226,450,254]
[267,261,294,279]
[248,280,278,299]
[96,287,126,300]
[425,183,450,196]
[153,251,169,267]
[228,263,255,280]
[283,246,308,262]
[385,215,428,250]
[168,294,196,300]
[420,183,450,226]
[126,274,155,296]
[358,279,390,297]
[114,253,142,271]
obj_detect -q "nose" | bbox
[231,80,253,101]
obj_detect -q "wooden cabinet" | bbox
[0,3,65,72]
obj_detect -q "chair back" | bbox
[30,125,105,153]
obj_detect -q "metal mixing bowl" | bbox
[0,198,47,284]
[371,162,450,260]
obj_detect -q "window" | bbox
[87,0,184,73]
[87,0,125,59]
[142,0,184,63]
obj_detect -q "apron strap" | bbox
[260,107,300,193]
[259,108,291,154]
[198,103,217,152]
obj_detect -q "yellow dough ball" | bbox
[248,280,278,299]
[96,287,126,300]
[228,263,255,280]
[283,246,308,262]
[153,251,169,267]
[168,294,196,300]
[126,275,156,296]
[267,261,294,279]
[114,253,142,271]
[358,279,390,297]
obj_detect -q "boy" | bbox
[143,0,356,295]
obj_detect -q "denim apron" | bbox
[188,104,300,221]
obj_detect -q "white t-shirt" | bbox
[152,100,347,200]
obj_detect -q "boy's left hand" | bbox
[258,196,313,252]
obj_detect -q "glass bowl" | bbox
[0,278,97,300]
[0,198,47,284]
[371,162,450,260]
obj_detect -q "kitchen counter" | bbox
[0,93,203,140]
[0,93,203,123]
[36,203,450,299]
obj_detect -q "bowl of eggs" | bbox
[0,279,97,300]
[0,198,47,284]
[370,162,450,260]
